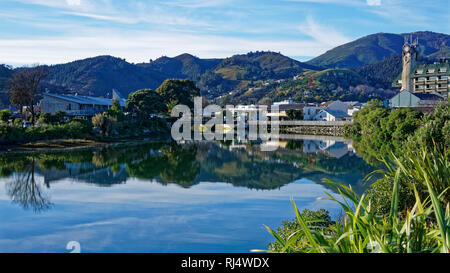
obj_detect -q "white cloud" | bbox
[0,27,345,66]
[299,16,351,47]
[66,0,81,6]
[366,0,381,6]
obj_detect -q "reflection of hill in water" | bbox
[0,139,375,193]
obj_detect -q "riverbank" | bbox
[0,134,171,155]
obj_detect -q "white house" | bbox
[304,100,354,121]
[314,109,350,121]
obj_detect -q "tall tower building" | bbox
[400,37,418,91]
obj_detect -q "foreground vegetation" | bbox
[344,99,449,165]
[262,145,449,253]
[264,100,449,253]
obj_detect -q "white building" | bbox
[304,100,354,121]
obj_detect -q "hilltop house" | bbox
[40,89,126,117]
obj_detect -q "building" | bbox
[393,38,449,98]
[40,89,126,117]
[388,90,444,108]
[344,101,364,116]
[313,109,351,121]
[304,100,354,121]
[268,100,306,120]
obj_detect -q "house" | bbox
[303,106,323,120]
[321,100,349,113]
[304,100,355,121]
[314,109,351,121]
[388,90,444,108]
[40,89,126,117]
[344,101,364,116]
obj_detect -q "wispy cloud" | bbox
[162,0,232,8]
[366,0,381,6]
[299,16,351,47]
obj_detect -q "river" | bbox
[0,135,375,252]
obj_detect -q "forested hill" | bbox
[0,51,319,105]
[1,31,449,108]
[307,31,450,68]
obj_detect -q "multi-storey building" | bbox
[411,61,449,97]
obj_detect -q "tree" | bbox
[111,99,121,111]
[286,109,303,120]
[92,112,117,136]
[126,89,167,123]
[156,79,200,110]
[0,109,11,123]
[9,66,47,125]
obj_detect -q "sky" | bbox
[0,0,449,66]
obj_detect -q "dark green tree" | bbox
[286,109,303,120]
[155,79,200,110]
[0,109,11,123]
[126,89,167,123]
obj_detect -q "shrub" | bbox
[261,145,450,253]
[0,109,12,123]
[92,112,117,136]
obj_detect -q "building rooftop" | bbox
[414,93,443,100]
[322,109,350,118]
[44,93,126,107]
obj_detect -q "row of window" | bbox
[415,84,449,90]
[415,67,448,74]
[415,75,449,81]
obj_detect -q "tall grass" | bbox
[258,147,450,253]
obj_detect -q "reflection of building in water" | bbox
[38,162,129,187]
[303,139,355,159]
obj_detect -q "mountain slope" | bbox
[43,55,167,97]
[38,51,319,100]
[307,31,450,68]
[0,64,13,108]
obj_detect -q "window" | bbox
[429,76,438,81]
[439,67,447,73]
[416,69,424,74]
[427,69,435,74]
[417,77,426,81]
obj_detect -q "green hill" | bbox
[43,55,167,97]
[222,68,397,105]
[307,31,450,68]
[1,31,449,108]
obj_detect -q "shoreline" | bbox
[0,135,171,155]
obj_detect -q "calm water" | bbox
[0,136,375,252]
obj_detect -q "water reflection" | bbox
[0,136,378,252]
[4,158,52,212]
[0,136,374,212]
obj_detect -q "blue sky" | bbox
[0,0,448,66]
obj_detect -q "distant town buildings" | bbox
[40,89,126,117]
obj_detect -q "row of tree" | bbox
[4,63,200,127]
